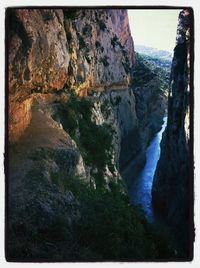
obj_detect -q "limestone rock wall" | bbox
[9,97,33,143]
[152,9,192,254]
[93,88,138,171]
[7,9,134,143]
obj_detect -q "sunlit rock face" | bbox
[9,97,33,143]
[8,9,134,143]
[152,9,192,255]
[109,9,135,66]
[8,9,70,94]
[63,9,134,95]
[7,8,137,258]
[8,9,70,142]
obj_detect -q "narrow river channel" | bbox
[128,117,167,223]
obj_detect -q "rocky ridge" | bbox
[152,9,192,257]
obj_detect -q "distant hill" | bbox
[137,52,172,70]
[135,45,173,62]
[133,52,171,93]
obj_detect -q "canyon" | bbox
[6,8,192,261]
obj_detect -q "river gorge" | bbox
[123,116,167,223]
[6,7,193,261]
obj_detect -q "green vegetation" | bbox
[100,56,109,67]
[64,9,79,20]
[53,91,113,187]
[41,10,54,21]
[82,24,92,37]
[8,89,177,261]
[52,175,176,261]
[95,41,105,54]
[77,33,87,50]
[122,61,130,74]
[98,20,106,31]
[115,96,122,105]
[135,45,172,62]
[85,55,91,64]
[95,40,101,49]
[111,34,123,48]
[9,162,176,261]
[66,32,72,44]
[49,90,175,260]
[132,52,170,91]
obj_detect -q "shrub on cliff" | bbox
[111,35,123,48]
[100,56,109,67]
[50,174,176,261]
[77,32,88,50]
[53,91,113,187]
[98,20,106,31]
[133,52,170,91]
[8,164,175,261]
[82,24,92,37]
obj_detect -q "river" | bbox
[128,117,167,223]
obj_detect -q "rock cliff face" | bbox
[7,9,138,259]
[7,8,170,260]
[7,7,140,181]
[152,9,192,255]
[95,88,139,171]
[8,8,166,172]
[108,9,135,66]
[8,9,134,143]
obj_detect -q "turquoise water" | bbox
[129,117,167,223]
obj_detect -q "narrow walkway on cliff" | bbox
[9,95,72,192]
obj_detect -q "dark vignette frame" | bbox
[4,5,194,263]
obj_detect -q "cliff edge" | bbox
[152,9,193,257]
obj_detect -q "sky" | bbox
[128,9,181,53]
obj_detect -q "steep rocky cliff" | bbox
[8,8,134,143]
[7,7,140,184]
[7,8,171,261]
[152,9,192,256]
[7,8,138,260]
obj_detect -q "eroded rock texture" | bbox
[7,9,134,143]
[152,9,193,256]
[7,9,136,260]
[7,8,170,261]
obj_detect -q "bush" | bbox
[111,35,122,48]
[8,161,176,262]
[82,24,92,37]
[52,91,113,187]
[100,56,109,67]
[54,175,177,261]
[122,61,130,74]
[64,9,79,19]
[98,20,106,31]
[42,10,54,21]
[95,40,101,49]
[77,33,87,50]
[66,32,72,44]
[85,55,91,64]
[79,121,113,186]
[8,87,177,261]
